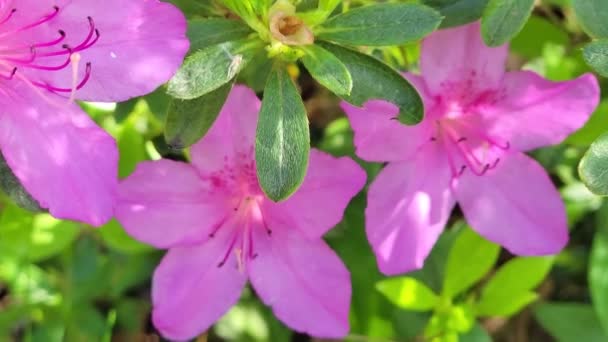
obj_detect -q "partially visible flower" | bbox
[0,0,188,225]
[116,86,366,340]
[342,22,600,275]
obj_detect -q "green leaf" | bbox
[481,0,535,46]
[98,220,154,255]
[187,18,252,52]
[534,303,608,342]
[0,153,42,212]
[476,256,553,317]
[376,277,439,311]
[421,0,490,28]
[511,16,569,58]
[579,132,608,195]
[572,0,608,38]
[167,40,260,100]
[443,227,500,297]
[318,4,442,46]
[583,39,608,77]
[590,202,608,333]
[256,67,310,201]
[460,323,492,342]
[301,45,352,96]
[319,42,424,125]
[165,82,233,149]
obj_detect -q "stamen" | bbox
[218,231,240,268]
[33,30,66,48]
[16,6,60,32]
[0,67,16,80]
[0,8,16,26]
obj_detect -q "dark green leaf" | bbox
[443,227,500,297]
[167,40,260,100]
[590,202,608,333]
[165,82,233,149]
[256,67,310,201]
[481,0,535,46]
[318,3,442,46]
[573,0,608,38]
[579,132,608,195]
[301,44,352,96]
[583,39,608,77]
[187,18,252,52]
[0,153,42,212]
[534,303,608,342]
[422,0,490,28]
[319,42,424,125]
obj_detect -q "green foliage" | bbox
[256,67,310,201]
[167,39,261,99]
[317,4,442,46]
[583,39,608,78]
[187,18,253,52]
[534,303,608,341]
[376,277,439,311]
[590,202,608,333]
[301,44,352,96]
[422,0,489,28]
[579,132,608,195]
[443,227,500,297]
[319,42,424,125]
[572,0,608,38]
[481,0,535,46]
[165,82,233,149]
[0,154,42,212]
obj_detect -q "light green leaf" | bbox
[583,39,608,77]
[318,3,442,46]
[167,40,261,100]
[187,18,252,52]
[476,291,538,317]
[481,0,535,46]
[443,227,500,297]
[165,82,233,149]
[534,303,608,342]
[319,42,424,125]
[301,44,352,96]
[572,0,608,38]
[256,67,310,201]
[579,132,608,195]
[376,277,439,311]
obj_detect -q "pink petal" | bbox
[19,0,188,102]
[366,143,455,275]
[0,81,117,226]
[454,152,568,255]
[341,100,432,162]
[116,160,232,249]
[191,86,261,176]
[481,71,600,151]
[264,150,366,239]
[420,22,508,96]
[248,227,351,338]
[152,227,246,341]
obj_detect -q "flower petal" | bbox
[116,160,231,249]
[366,143,456,275]
[420,22,508,96]
[264,150,366,239]
[191,86,261,176]
[481,71,600,151]
[341,100,432,162]
[454,152,568,255]
[152,227,246,341]
[248,227,351,338]
[0,82,116,226]
[19,0,188,102]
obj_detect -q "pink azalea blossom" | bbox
[0,0,188,225]
[115,86,366,340]
[342,22,600,275]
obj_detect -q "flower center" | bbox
[0,5,99,95]
[204,149,273,272]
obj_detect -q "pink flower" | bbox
[115,86,366,340]
[342,22,600,275]
[0,0,188,225]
